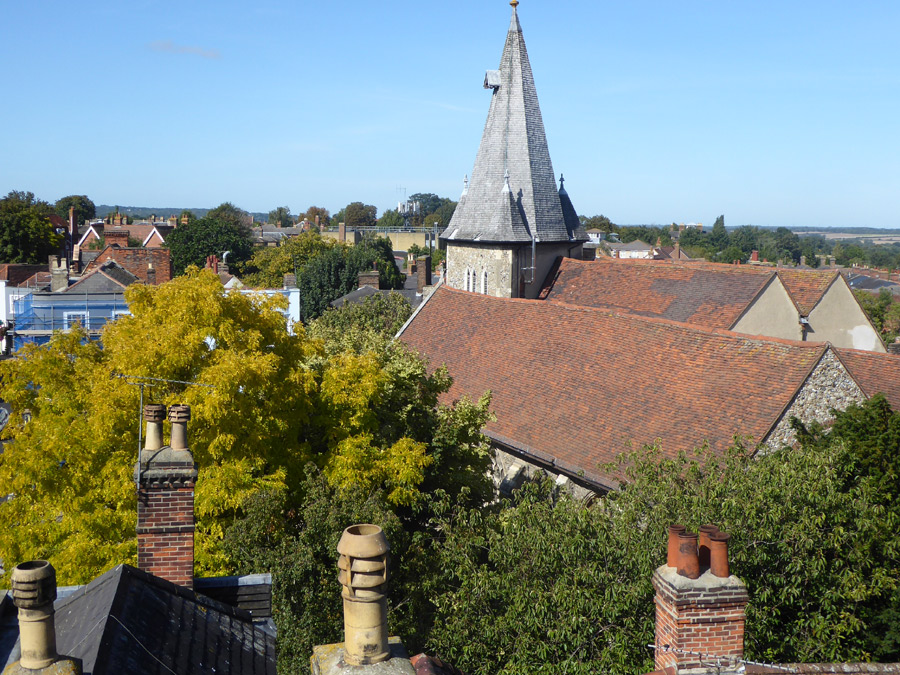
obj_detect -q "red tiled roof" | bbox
[835,348,900,411]
[399,286,827,482]
[543,258,843,325]
[0,264,48,286]
[543,258,775,329]
[775,268,839,315]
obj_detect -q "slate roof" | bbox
[63,261,138,293]
[543,258,849,327]
[398,286,830,486]
[4,565,276,675]
[441,5,586,245]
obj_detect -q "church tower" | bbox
[441,1,588,298]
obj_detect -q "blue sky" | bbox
[2,1,898,228]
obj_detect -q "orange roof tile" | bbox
[543,258,775,329]
[775,268,839,315]
[399,286,827,484]
[835,348,900,411]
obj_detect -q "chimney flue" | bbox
[666,524,685,567]
[709,531,731,578]
[144,404,166,451]
[676,530,700,579]
[698,524,718,573]
[10,560,59,670]
[168,404,190,450]
[337,524,390,666]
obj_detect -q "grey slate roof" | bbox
[442,6,586,245]
[3,565,276,675]
[63,262,138,293]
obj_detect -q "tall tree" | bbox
[341,202,377,228]
[378,209,404,229]
[0,268,476,585]
[303,206,330,229]
[241,232,339,288]
[267,206,293,227]
[0,191,63,263]
[54,195,96,226]
[165,203,254,275]
[709,214,729,250]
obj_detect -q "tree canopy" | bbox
[164,202,254,275]
[54,195,96,226]
[227,395,900,673]
[0,268,486,586]
[338,202,377,229]
[241,231,339,288]
[267,206,293,227]
[0,191,63,263]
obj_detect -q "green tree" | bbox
[378,209,404,229]
[303,206,330,228]
[580,214,616,233]
[408,193,444,216]
[241,232,339,288]
[0,268,473,585]
[297,236,404,322]
[309,292,412,342]
[267,206,293,227]
[341,202,377,228]
[0,191,63,263]
[54,195,96,226]
[709,214,728,250]
[774,227,801,263]
[165,203,254,275]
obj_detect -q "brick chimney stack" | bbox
[135,404,198,588]
[416,255,431,295]
[653,524,748,674]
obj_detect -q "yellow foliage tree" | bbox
[0,268,482,584]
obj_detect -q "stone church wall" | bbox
[446,244,514,297]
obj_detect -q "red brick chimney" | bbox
[653,525,748,674]
[105,229,130,248]
[135,404,197,588]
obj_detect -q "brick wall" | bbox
[137,474,196,588]
[83,246,173,284]
[652,567,748,674]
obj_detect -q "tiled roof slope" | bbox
[543,258,774,329]
[544,258,844,325]
[776,268,839,315]
[399,286,826,480]
[835,348,900,410]
[441,6,584,245]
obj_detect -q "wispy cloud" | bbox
[148,40,221,60]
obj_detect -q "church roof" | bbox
[442,5,586,245]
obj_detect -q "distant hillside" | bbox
[95,205,268,221]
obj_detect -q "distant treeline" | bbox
[581,214,900,270]
[94,205,269,221]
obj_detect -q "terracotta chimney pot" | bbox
[709,531,731,578]
[337,524,390,666]
[667,525,686,567]
[676,531,700,579]
[698,524,718,573]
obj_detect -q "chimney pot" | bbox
[709,531,731,578]
[676,531,700,579]
[143,404,166,450]
[698,524,718,573]
[168,404,190,450]
[10,560,59,670]
[666,524,686,567]
[337,524,390,666]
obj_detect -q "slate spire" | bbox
[442,3,586,245]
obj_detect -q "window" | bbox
[481,269,488,295]
[64,312,88,329]
[112,310,131,320]
[8,295,24,314]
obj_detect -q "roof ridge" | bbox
[438,284,828,350]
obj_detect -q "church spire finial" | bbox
[510,0,518,8]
